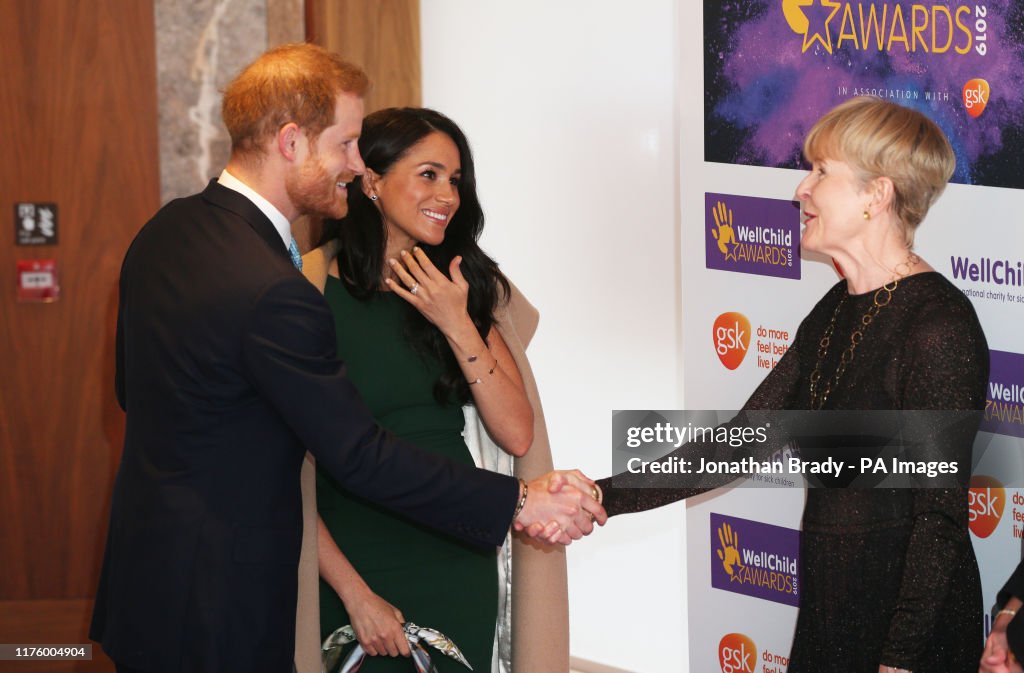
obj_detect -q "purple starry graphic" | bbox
[704,0,1024,188]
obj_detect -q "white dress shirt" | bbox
[217,169,292,249]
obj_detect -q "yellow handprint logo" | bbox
[717,522,743,578]
[711,201,737,261]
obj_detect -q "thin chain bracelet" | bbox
[468,359,498,385]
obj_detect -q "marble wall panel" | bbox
[155,0,303,203]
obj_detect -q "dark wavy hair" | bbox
[321,107,510,405]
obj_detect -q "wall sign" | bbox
[16,259,59,302]
[15,202,58,246]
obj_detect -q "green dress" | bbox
[317,275,498,672]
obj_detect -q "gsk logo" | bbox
[969,475,1005,538]
[719,633,758,673]
[963,78,990,118]
[714,312,751,370]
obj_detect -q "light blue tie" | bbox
[288,237,302,271]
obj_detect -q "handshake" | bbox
[513,470,608,545]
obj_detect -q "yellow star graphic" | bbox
[800,0,841,54]
[781,0,814,35]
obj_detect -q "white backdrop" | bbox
[422,1,686,671]
[423,2,1024,672]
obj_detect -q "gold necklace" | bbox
[808,253,920,410]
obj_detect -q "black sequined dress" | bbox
[597,272,988,673]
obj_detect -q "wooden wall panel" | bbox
[0,600,114,672]
[297,0,421,251]
[0,0,159,611]
[306,0,421,114]
[269,0,306,46]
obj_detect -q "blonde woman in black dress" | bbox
[597,97,988,673]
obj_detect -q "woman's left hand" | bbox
[386,247,472,337]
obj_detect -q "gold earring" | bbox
[862,210,870,220]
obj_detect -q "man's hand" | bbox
[513,470,607,545]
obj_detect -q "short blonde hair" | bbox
[803,96,955,246]
[222,43,370,159]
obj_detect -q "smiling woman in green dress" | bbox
[303,107,533,672]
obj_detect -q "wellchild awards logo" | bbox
[710,513,800,607]
[705,194,800,280]
[983,350,1024,439]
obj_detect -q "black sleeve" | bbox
[241,276,518,547]
[999,562,1024,609]
[1010,617,1024,665]
[597,317,807,516]
[999,561,1024,663]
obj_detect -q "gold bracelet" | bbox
[512,478,528,520]
[468,359,499,385]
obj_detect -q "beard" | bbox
[285,152,349,220]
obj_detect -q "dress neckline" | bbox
[326,273,398,296]
[842,270,941,299]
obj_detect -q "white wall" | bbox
[421,2,685,671]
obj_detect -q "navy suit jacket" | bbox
[90,180,518,673]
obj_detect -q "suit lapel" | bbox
[201,179,291,263]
